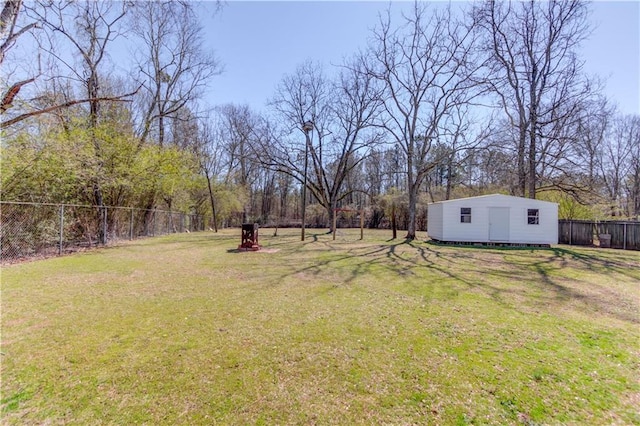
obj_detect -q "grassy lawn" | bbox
[2,228,639,425]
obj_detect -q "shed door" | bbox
[489,207,510,241]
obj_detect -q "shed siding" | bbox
[427,203,444,240]
[442,201,489,242]
[428,194,558,244]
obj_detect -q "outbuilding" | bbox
[427,194,558,246]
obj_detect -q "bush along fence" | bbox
[0,201,206,263]
[558,220,640,250]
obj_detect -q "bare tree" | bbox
[26,0,131,243]
[216,105,255,184]
[129,0,221,148]
[572,97,613,192]
[1,0,39,116]
[216,103,261,223]
[475,0,591,199]
[190,112,226,231]
[364,3,483,239]
[189,104,269,229]
[600,114,640,217]
[426,103,492,201]
[125,0,221,227]
[33,1,130,140]
[626,118,640,219]
[263,59,382,232]
[1,0,137,130]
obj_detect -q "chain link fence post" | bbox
[129,208,134,240]
[103,206,108,245]
[59,204,64,255]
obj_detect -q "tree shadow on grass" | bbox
[429,243,640,324]
[276,237,639,325]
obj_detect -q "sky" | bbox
[204,1,640,116]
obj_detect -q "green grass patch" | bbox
[2,229,639,424]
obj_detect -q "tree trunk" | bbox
[391,202,397,239]
[528,73,538,199]
[94,183,106,244]
[406,182,417,240]
[445,153,453,200]
[528,123,537,199]
[633,165,640,219]
[327,199,337,233]
[205,174,218,232]
[517,124,527,197]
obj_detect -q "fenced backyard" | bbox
[2,202,639,263]
[0,201,206,262]
[2,229,639,424]
[0,202,431,263]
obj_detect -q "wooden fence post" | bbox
[569,220,572,245]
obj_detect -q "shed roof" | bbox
[427,193,558,206]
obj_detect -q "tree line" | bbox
[2,0,638,241]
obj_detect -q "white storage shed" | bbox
[427,194,558,245]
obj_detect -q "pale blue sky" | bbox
[205,1,640,115]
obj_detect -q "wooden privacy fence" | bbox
[558,220,640,250]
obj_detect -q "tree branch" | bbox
[1,87,140,129]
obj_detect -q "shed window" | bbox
[460,207,471,223]
[527,209,539,225]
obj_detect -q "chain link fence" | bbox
[1,201,206,263]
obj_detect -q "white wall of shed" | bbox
[437,195,558,244]
[427,202,444,239]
